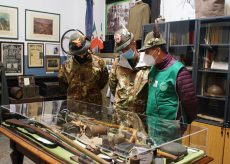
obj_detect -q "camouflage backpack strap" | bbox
[112,57,120,75]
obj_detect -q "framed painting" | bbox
[27,43,44,68]
[46,56,60,72]
[45,43,60,56]
[0,5,18,39]
[0,42,24,76]
[25,9,60,42]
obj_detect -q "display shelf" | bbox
[196,95,226,101]
[195,118,224,127]
[195,17,230,125]
[198,69,228,74]
[200,44,230,47]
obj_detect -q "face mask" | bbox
[136,52,156,67]
[121,49,135,59]
[146,54,156,66]
[74,54,88,64]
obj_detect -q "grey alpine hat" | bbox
[139,31,166,52]
[114,28,134,52]
[69,30,91,56]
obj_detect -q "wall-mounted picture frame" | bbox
[46,56,60,72]
[25,9,60,42]
[0,42,24,76]
[45,43,60,56]
[0,5,18,39]
[27,43,44,68]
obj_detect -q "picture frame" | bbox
[0,42,24,76]
[27,43,44,68]
[46,56,60,72]
[25,9,60,42]
[0,5,18,39]
[45,43,60,56]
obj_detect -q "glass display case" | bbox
[1,99,208,163]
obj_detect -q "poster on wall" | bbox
[27,43,44,68]
[25,9,60,42]
[106,0,135,34]
[0,42,24,76]
[0,5,18,39]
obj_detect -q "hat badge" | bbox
[72,38,83,48]
[148,37,159,45]
[114,34,122,43]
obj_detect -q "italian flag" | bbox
[90,22,104,53]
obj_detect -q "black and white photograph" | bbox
[106,0,134,34]
[0,42,24,76]
[45,43,60,56]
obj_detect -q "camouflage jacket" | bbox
[109,57,149,113]
[58,52,108,105]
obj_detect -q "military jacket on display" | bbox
[109,57,149,113]
[58,52,108,105]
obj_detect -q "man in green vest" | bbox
[139,29,198,145]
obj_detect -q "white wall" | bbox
[225,0,230,15]
[160,0,230,22]
[0,0,105,41]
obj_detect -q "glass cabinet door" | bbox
[196,18,230,126]
[168,20,196,77]
[142,23,167,45]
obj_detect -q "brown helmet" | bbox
[207,84,225,97]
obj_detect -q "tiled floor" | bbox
[0,134,32,164]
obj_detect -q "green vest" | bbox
[146,61,184,145]
[146,61,184,120]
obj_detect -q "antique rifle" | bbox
[5,119,102,164]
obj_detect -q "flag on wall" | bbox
[85,0,93,38]
[90,22,104,53]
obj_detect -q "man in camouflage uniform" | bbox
[58,30,108,106]
[109,28,149,113]
[109,28,150,134]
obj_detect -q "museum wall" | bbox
[0,0,105,76]
[160,0,230,22]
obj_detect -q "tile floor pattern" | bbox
[0,134,32,164]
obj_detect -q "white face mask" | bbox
[136,52,156,68]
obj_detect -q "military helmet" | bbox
[139,31,166,52]
[69,30,91,56]
[114,28,134,52]
[207,84,225,97]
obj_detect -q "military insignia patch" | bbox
[160,82,168,91]
[72,38,83,48]
[114,34,122,43]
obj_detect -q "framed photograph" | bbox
[0,5,18,39]
[106,0,134,34]
[45,43,60,56]
[27,43,44,68]
[0,42,24,76]
[25,9,60,42]
[46,56,60,72]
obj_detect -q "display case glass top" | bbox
[1,99,208,163]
